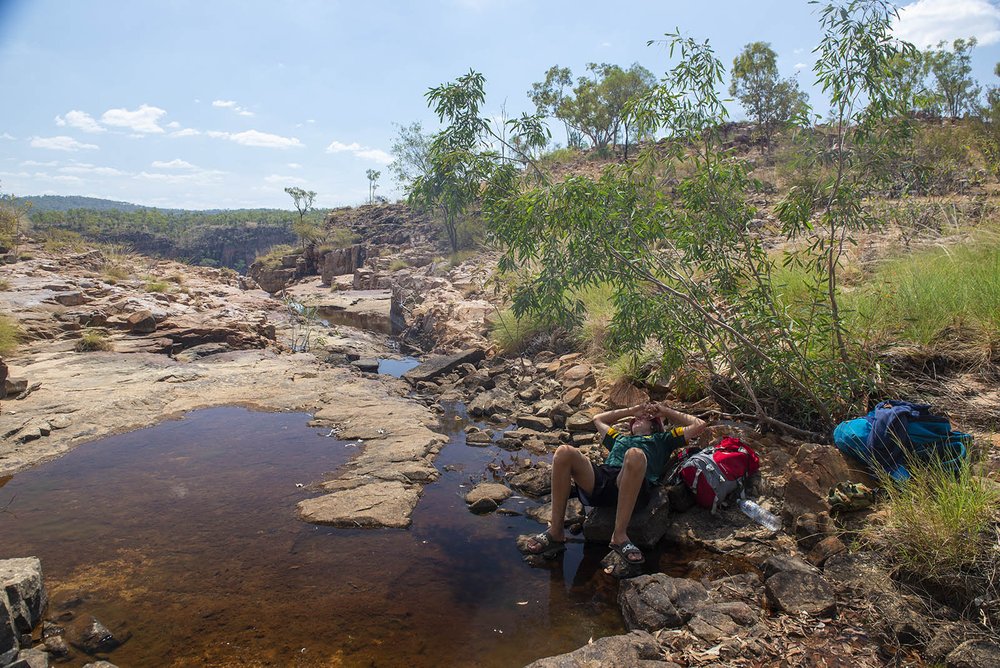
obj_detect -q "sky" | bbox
[1,0,999,211]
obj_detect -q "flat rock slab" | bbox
[524,630,672,668]
[402,348,486,384]
[303,289,404,335]
[297,481,421,528]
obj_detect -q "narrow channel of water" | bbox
[0,405,626,667]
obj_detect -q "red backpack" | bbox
[671,437,760,511]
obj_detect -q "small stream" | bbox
[0,402,630,667]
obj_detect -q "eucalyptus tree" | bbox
[480,0,909,435]
[366,168,381,204]
[284,186,319,248]
[926,38,982,118]
[729,41,809,147]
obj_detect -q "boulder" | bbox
[524,630,671,668]
[1,592,17,666]
[402,348,486,384]
[0,558,47,634]
[4,377,27,399]
[584,486,672,547]
[351,358,380,373]
[761,553,819,580]
[764,571,837,617]
[125,310,156,334]
[515,415,553,431]
[946,640,1000,668]
[565,411,598,433]
[0,359,7,396]
[82,663,120,668]
[525,499,585,527]
[782,442,869,520]
[561,387,583,407]
[464,431,493,445]
[807,536,847,567]
[73,617,125,655]
[508,468,551,497]
[53,291,86,306]
[619,574,710,630]
[11,648,49,668]
[464,483,512,514]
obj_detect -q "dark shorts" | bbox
[575,463,652,508]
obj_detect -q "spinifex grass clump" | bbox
[75,329,113,352]
[0,315,19,355]
[865,456,1000,588]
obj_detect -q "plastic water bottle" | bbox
[737,498,782,532]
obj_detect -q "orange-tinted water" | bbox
[0,406,625,667]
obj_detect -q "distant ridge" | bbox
[19,195,223,215]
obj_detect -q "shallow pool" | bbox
[0,405,627,667]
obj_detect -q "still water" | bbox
[0,406,626,667]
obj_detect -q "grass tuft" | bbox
[75,329,113,352]
[864,456,1000,584]
[0,315,19,355]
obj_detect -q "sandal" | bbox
[522,532,566,557]
[609,540,645,565]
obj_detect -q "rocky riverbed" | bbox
[3,236,1000,667]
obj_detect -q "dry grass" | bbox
[75,329,113,352]
[0,314,19,355]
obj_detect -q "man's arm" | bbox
[655,402,708,443]
[593,403,651,438]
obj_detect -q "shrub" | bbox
[98,243,137,281]
[0,315,19,355]
[0,278,9,291]
[388,258,410,271]
[75,329,113,352]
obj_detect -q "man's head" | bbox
[629,413,663,436]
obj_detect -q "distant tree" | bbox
[388,122,433,190]
[729,42,808,148]
[0,183,31,257]
[885,48,933,116]
[926,37,982,118]
[528,65,574,147]
[558,63,656,155]
[365,169,381,204]
[284,186,319,248]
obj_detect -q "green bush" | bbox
[0,315,19,355]
[255,244,296,269]
[388,258,410,272]
[144,279,170,293]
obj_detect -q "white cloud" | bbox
[1,132,16,140]
[286,162,302,169]
[151,158,197,170]
[356,148,392,164]
[601,41,612,48]
[58,163,126,176]
[101,104,167,134]
[30,135,99,151]
[326,140,363,152]
[794,62,808,70]
[895,0,1000,47]
[21,160,58,167]
[326,139,392,164]
[207,129,302,148]
[0,171,30,178]
[138,168,224,184]
[54,110,105,133]
[170,128,201,138]
[212,99,254,117]
[166,121,181,129]
[51,174,83,183]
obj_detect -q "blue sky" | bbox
[1,0,999,210]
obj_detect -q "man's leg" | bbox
[611,448,647,552]
[527,445,594,551]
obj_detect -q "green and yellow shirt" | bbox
[602,426,686,484]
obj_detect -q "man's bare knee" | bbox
[622,448,647,471]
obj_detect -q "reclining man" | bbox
[524,400,708,565]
